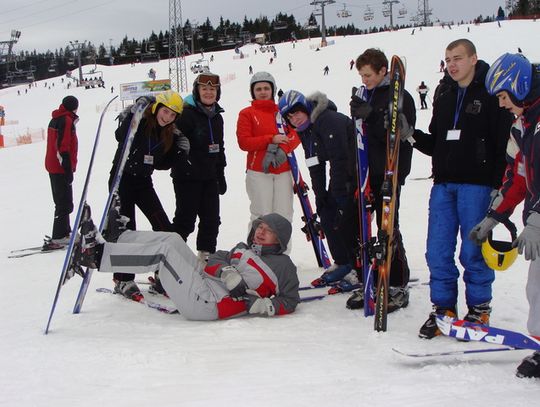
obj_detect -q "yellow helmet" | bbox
[152,90,183,115]
[481,221,518,271]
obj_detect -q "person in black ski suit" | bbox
[278,90,357,285]
[346,48,417,312]
[172,72,227,262]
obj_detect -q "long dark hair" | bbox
[142,105,175,152]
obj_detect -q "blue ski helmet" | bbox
[485,53,532,101]
[278,90,311,117]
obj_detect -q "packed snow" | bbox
[1,20,539,406]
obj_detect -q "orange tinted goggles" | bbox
[197,74,220,86]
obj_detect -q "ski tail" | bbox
[72,101,149,316]
[437,317,540,351]
[374,55,406,332]
[275,112,332,269]
[352,85,375,317]
[45,96,119,334]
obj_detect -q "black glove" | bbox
[131,95,155,113]
[174,128,190,155]
[218,175,227,195]
[350,95,373,120]
[60,152,73,185]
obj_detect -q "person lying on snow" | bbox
[72,209,300,320]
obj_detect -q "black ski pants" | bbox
[114,174,173,282]
[172,178,221,253]
[49,173,74,239]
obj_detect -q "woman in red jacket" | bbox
[236,72,300,242]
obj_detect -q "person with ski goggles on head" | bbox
[172,72,227,264]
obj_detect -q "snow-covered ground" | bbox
[1,20,540,406]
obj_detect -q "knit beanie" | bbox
[62,95,79,112]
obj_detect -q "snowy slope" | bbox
[1,20,540,406]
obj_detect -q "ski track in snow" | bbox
[1,20,540,406]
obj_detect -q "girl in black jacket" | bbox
[109,90,187,299]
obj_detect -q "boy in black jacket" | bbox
[346,48,417,312]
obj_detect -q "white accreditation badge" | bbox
[143,155,154,165]
[446,129,461,141]
[305,156,319,167]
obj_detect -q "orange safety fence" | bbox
[0,128,45,148]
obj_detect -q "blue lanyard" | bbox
[453,87,467,129]
[208,117,215,144]
[148,137,163,154]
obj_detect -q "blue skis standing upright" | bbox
[352,85,375,317]
[70,101,150,317]
[45,96,118,334]
[276,112,332,269]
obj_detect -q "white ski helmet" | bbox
[250,71,276,99]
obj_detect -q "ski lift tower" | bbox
[414,0,432,26]
[382,0,400,29]
[169,0,188,92]
[68,40,87,85]
[310,0,335,47]
[0,30,21,79]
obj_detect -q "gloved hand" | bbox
[397,113,415,144]
[271,147,288,169]
[217,175,227,195]
[220,266,247,298]
[514,212,540,261]
[262,144,279,173]
[350,95,373,120]
[469,216,499,245]
[174,128,190,155]
[248,297,275,316]
[60,152,73,185]
[131,95,155,113]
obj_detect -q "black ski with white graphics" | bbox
[44,96,119,334]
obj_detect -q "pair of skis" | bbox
[275,112,332,270]
[45,96,147,334]
[351,55,406,329]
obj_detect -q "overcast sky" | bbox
[1,0,506,52]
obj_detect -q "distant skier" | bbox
[416,81,430,109]
[349,59,354,70]
[323,65,329,75]
[439,59,445,72]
